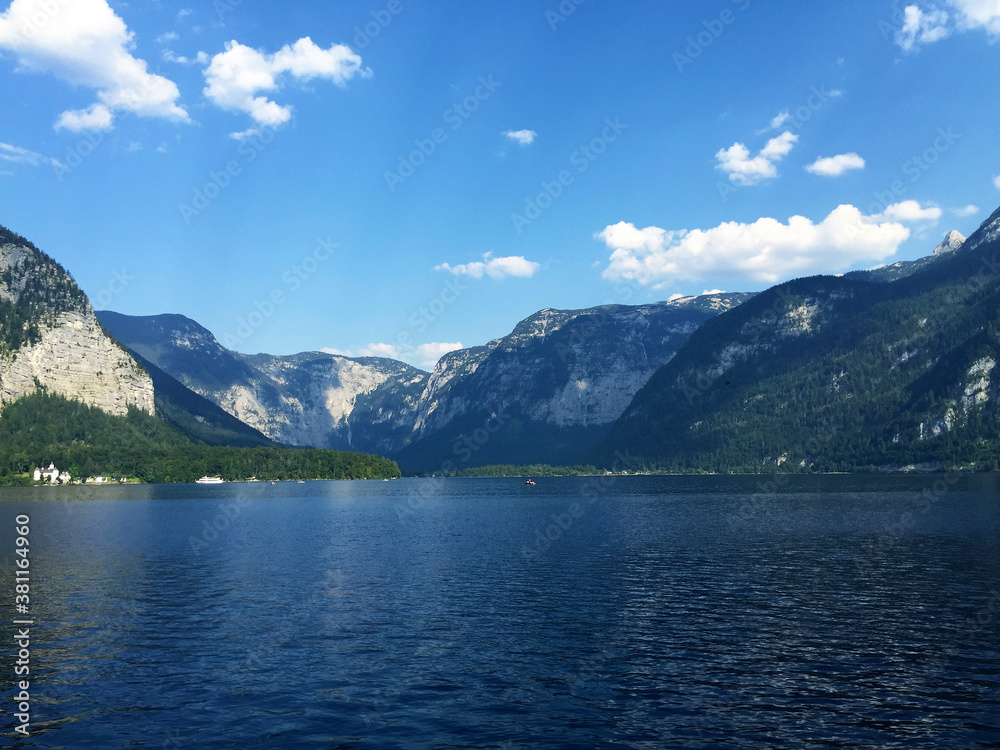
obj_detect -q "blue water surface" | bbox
[0,474,998,748]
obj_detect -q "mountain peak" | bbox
[933,230,966,256]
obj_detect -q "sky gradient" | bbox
[1,0,999,368]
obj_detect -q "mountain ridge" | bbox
[596,207,1000,472]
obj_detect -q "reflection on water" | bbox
[0,475,998,748]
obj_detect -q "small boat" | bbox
[196,476,224,484]
[524,479,536,486]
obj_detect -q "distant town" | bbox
[33,463,134,485]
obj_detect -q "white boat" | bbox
[196,476,225,484]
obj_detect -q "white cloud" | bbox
[756,111,790,134]
[805,153,866,177]
[769,111,791,130]
[951,204,980,216]
[163,49,208,65]
[994,174,1000,191]
[203,38,370,133]
[702,289,726,295]
[358,343,400,359]
[896,5,952,51]
[599,202,941,288]
[157,32,179,44]
[229,128,262,141]
[715,131,799,186]
[895,2,1000,50]
[0,141,53,166]
[504,129,537,146]
[872,199,942,223]
[0,0,189,131]
[124,140,142,153]
[55,104,115,132]
[414,342,463,368]
[322,342,463,369]
[435,252,541,280]
[950,0,1000,34]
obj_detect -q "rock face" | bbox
[396,295,754,468]
[97,311,429,452]
[933,230,966,256]
[100,293,753,468]
[0,231,154,416]
[599,203,1000,472]
[849,230,967,283]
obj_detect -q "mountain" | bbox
[0,226,154,416]
[934,230,966,255]
[99,294,752,470]
[127,349,275,448]
[598,209,1000,472]
[0,224,400,484]
[847,229,966,284]
[395,295,753,470]
[97,311,430,453]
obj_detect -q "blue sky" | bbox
[1,0,999,368]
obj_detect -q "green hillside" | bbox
[598,208,1000,473]
[0,391,400,485]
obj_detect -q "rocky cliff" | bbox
[100,293,752,468]
[599,207,1000,472]
[97,311,429,452]
[0,228,154,416]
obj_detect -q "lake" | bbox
[1,475,998,748]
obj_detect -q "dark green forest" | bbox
[455,464,601,477]
[598,214,1000,474]
[0,392,400,485]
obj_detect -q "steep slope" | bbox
[847,230,965,283]
[395,294,753,470]
[0,226,154,416]
[127,350,275,448]
[237,351,428,453]
[98,311,430,452]
[599,208,1000,472]
[101,294,752,468]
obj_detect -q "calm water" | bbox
[0,475,998,748]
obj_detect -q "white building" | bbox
[35,463,68,484]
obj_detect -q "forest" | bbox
[0,392,400,485]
